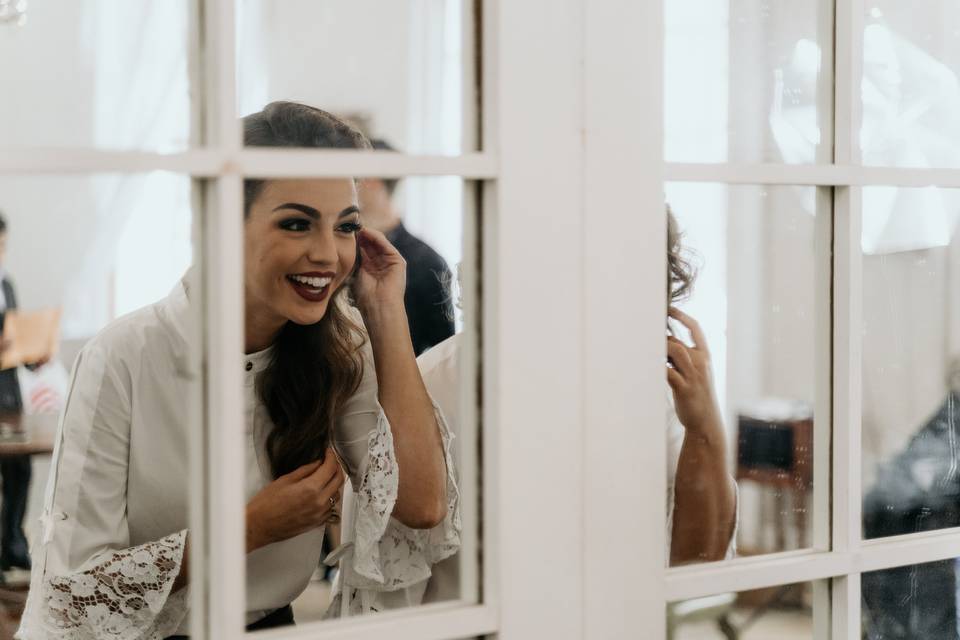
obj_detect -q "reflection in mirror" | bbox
[862,187,960,541]
[666,183,820,565]
[237,0,476,155]
[6,174,199,637]
[863,558,960,638]
[861,2,960,168]
[665,0,832,163]
[0,2,194,151]
[239,104,470,631]
[669,581,816,639]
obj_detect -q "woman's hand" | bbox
[352,228,407,314]
[666,307,723,439]
[245,448,345,553]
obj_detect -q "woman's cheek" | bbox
[342,237,359,275]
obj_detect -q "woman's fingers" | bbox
[667,366,685,390]
[281,460,323,483]
[668,307,709,354]
[358,228,401,262]
[667,338,695,377]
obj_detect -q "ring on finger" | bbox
[328,496,337,508]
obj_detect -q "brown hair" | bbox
[667,204,697,302]
[243,101,369,478]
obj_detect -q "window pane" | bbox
[240,172,478,630]
[863,558,960,638]
[0,2,196,151]
[669,581,817,639]
[237,0,477,155]
[665,0,833,163]
[665,183,823,565]
[862,3,960,168]
[862,187,960,540]
[1,174,200,636]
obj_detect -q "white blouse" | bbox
[16,281,461,639]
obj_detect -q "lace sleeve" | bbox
[18,530,188,640]
[349,402,461,591]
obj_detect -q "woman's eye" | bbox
[279,218,311,232]
[337,221,362,234]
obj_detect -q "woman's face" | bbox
[244,178,361,327]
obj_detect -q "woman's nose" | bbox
[307,229,338,265]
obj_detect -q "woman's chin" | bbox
[285,304,329,326]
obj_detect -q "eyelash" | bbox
[278,218,362,234]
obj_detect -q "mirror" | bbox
[665,183,822,566]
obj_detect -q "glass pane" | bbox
[665,0,833,163]
[238,0,477,155]
[863,558,960,638]
[669,581,816,639]
[235,122,477,630]
[0,174,200,635]
[862,187,960,540]
[862,3,960,168]
[0,2,195,151]
[665,183,822,565]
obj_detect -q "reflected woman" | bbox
[17,102,459,639]
[665,207,738,565]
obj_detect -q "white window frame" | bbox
[10,0,957,637]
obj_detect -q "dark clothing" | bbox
[165,604,294,638]
[385,223,455,355]
[0,278,21,411]
[862,393,960,639]
[0,276,30,570]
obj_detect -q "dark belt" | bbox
[164,604,294,639]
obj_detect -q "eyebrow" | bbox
[272,203,360,219]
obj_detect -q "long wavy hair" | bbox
[667,204,697,303]
[243,101,369,478]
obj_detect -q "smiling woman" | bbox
[16,102,459,639]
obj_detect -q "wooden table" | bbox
[0,412,54,633]
[0,413,54,457]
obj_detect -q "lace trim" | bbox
[346,402,461,595]
[31,530,188,639]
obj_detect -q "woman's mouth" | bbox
[287,273,334,303]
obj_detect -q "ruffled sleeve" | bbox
[325,335,461,616]
[22,531,189,640]
[16,343,189,639]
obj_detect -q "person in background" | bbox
[358,139,455,355]
[0,212,37,571]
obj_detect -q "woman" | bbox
[665,207,737,565]
[17,102,460,639]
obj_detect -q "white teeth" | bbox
[290,275,332,289]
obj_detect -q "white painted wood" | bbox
[253,603,497,640]
[812,187,833,553]
[666,527,960,602]
[456,180,481,605]
[200,0,248,637]
[0,149,224,174]
[0,149,497,178]
[583,0,665,638]
[490,0,584,638]
[665,163,960,187]
[201,174,248,640]
[236,150,497,179]
[830,0,865,633]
